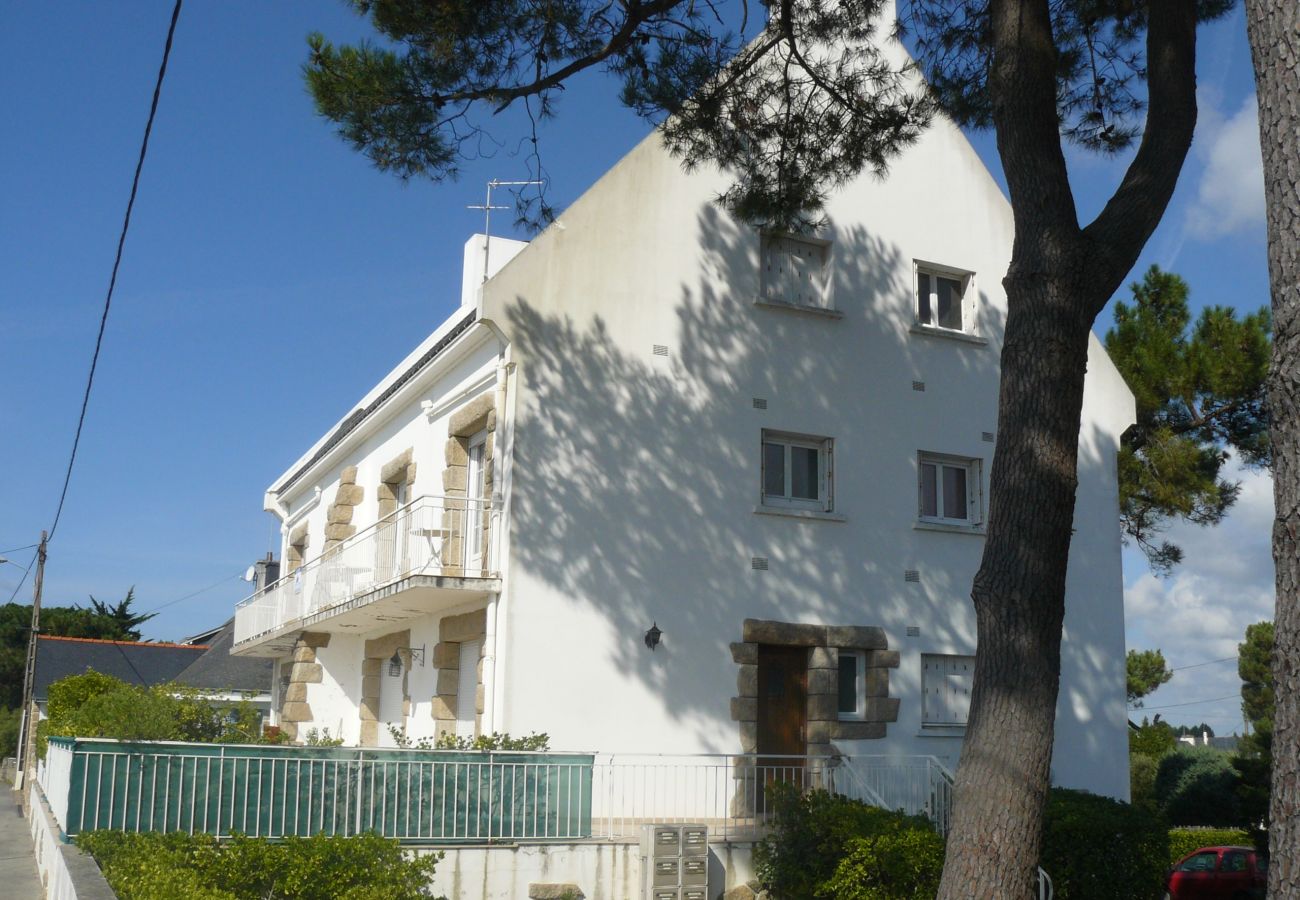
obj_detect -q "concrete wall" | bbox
[479,97,1134,794]
[423,841,756,900]
[28,783,115,900]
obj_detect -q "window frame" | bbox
[918,452,983,526]
[761,430,834,512]
[837,650,867,721]
[760,231,834,312]
[921,653,976,727]
[913,261,976,335]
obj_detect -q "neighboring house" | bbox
[231,108,1135,800]
[33,636,208,717]
[172,619,274,717]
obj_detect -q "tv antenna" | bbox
[468,179,544,283]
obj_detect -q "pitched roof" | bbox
[34,636,208,701]
[172,620,273,693]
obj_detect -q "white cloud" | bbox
[1185,91,1266,239]
[1124,463,1276,730]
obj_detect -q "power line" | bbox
[1171,655,1238,672]
[1131,693,1241,711]
[47,0,184,543]
[0,543,39,557]
[141,571,244,616]
[3,551,37,605]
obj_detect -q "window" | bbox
[761,233,831,310]
[837,650,866,720]
[915,263,974,333]
[922,654,974,726]
[762,431,833,511]
[918,453,982,525]
[1177,851,1220,873]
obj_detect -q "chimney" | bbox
[254,552,280,592]
[460,234,529,308]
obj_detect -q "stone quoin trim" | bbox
[322,466,364,554]
[730,618,901,756]
[432,608,488,739]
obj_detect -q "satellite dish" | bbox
[242,565,257,583]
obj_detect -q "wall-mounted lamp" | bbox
[644,622,663,652]
[387,644,426,676]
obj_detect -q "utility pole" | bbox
[14,531,47,790]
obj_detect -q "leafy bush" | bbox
[1129,753,1160,806]
[38,670,282,758]
[753,784,940,900]
[388,725,550,751]
[1040,788,1168,900]
[1155,747,1243,827]
[1167,828,1253,864]
[820,825,944,899]
[1129,720,1177,758]
[78,830,443,900]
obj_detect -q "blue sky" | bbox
[0,2,1271,729]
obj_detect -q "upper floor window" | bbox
[762,430,833,511]
[918,453,983,526]
[922,653,975,726]
[761,233,832,311]
[915,262,974,334]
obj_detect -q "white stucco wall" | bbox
[476,109,1134,795]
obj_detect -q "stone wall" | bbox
[730,618,900,757]
[431,608,488,739]
[279,631,330,742]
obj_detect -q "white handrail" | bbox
[234,494,494,645]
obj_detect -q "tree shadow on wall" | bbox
[503,203,1041,749]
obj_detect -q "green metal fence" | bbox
[41,737,593,843]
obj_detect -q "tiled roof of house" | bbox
[34,636,208,702]
[172,619,273,693]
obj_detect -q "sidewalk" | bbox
[1,789,44,899]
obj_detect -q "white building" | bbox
[232,106,1135,802]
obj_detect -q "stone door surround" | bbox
[362,629,412,747]
[441,394,496,577]
[431,609,488,739]
[731,618,900,756]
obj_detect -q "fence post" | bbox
[354,751,365,836]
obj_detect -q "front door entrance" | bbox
[756,645,808,811]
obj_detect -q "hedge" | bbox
[1167,828,1255,864]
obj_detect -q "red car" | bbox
[1166,845,1267,900]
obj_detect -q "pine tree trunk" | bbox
[934,3,1198,896]
[1243,3,1300,896]
[935,270,1099,899]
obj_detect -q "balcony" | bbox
[233,494,499,656]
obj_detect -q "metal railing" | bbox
[589,753,952,840]
[39,738,590,843]
[38,740,955,845]
[234,494,493,645]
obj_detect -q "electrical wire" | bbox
[1131,693,1241,711]
[47,0,184,543]
[1171,655,1238,671]
[0,543,39,557]
[140,570,244,616]
[3,551,37,605]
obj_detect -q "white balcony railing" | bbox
[235,494,494,646]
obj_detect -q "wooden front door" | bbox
[756,645,807,810]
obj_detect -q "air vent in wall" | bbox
[752,398,768,410]
[912,381,926,392]
[751,557,769,571]
[982,431,995,442]
[904,569,920,583]
[906,626,921,637]
[652,344,669,357]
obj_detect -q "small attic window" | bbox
[760,233,832,311]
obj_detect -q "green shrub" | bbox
[1155,747,1243,827]
[753,784,940,900]
[388,725,550,751]
[1167,828,1253,864]
[78,830,443,900]
[1129,721,1177,758]
[819,826,945,899]
[1129,753,1160,806]
[1040,788,1168,900]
